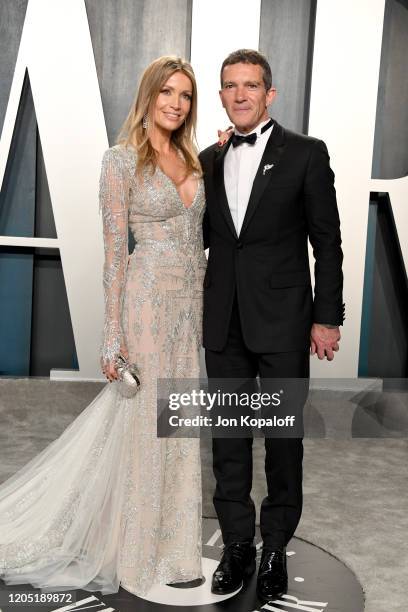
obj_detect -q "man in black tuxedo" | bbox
[199,49,344,603]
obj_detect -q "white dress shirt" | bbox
[224,118,274,236]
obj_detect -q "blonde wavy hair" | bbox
[117,56,201,177]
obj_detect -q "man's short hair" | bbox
[220,49,273,91]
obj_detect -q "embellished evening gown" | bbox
[0,144,206,596]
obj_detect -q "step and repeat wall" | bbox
[0,0,407,380]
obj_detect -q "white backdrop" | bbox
[0,0,406,380]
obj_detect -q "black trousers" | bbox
[205,295,309,548]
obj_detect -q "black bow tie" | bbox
[231,132,257,147]
[231,118,274,148]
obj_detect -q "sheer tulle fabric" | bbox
[0,385,132,594]
[0,145,205,595]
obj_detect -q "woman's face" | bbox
[153,71,193,133]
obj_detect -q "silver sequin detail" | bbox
[0,144,206,596]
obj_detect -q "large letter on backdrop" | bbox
[0,0,108,380]
[307,0,407,378]
[1,0,407,381]
[191,0,262,149]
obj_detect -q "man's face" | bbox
[219,62,276,134]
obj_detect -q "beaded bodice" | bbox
[99,145,206,363]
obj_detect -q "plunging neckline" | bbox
[156,165,199,210]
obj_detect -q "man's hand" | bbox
[217,126,234,146]
[310,323,341,361]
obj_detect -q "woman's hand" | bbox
[101,343,129,382]
[217,126,234,146]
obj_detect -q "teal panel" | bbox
[0,249,34,375]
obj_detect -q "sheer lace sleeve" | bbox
[99,147,129,364]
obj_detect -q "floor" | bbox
[0,378,407,612]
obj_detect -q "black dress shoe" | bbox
[256,546,288,603]
[211,541,256,595]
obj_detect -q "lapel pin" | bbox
[263,163,274,175]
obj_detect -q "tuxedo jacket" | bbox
[199,119,344,353]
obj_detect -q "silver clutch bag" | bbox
[114,353,141,398]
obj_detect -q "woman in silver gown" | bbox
[0,56,206,596]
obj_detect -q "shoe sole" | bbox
[211,559,256,595]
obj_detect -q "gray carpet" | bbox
[0,378,407,611]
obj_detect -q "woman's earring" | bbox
[142,114,149,129]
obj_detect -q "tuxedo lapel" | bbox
[239,120,286,238]
[213,139,238,240]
